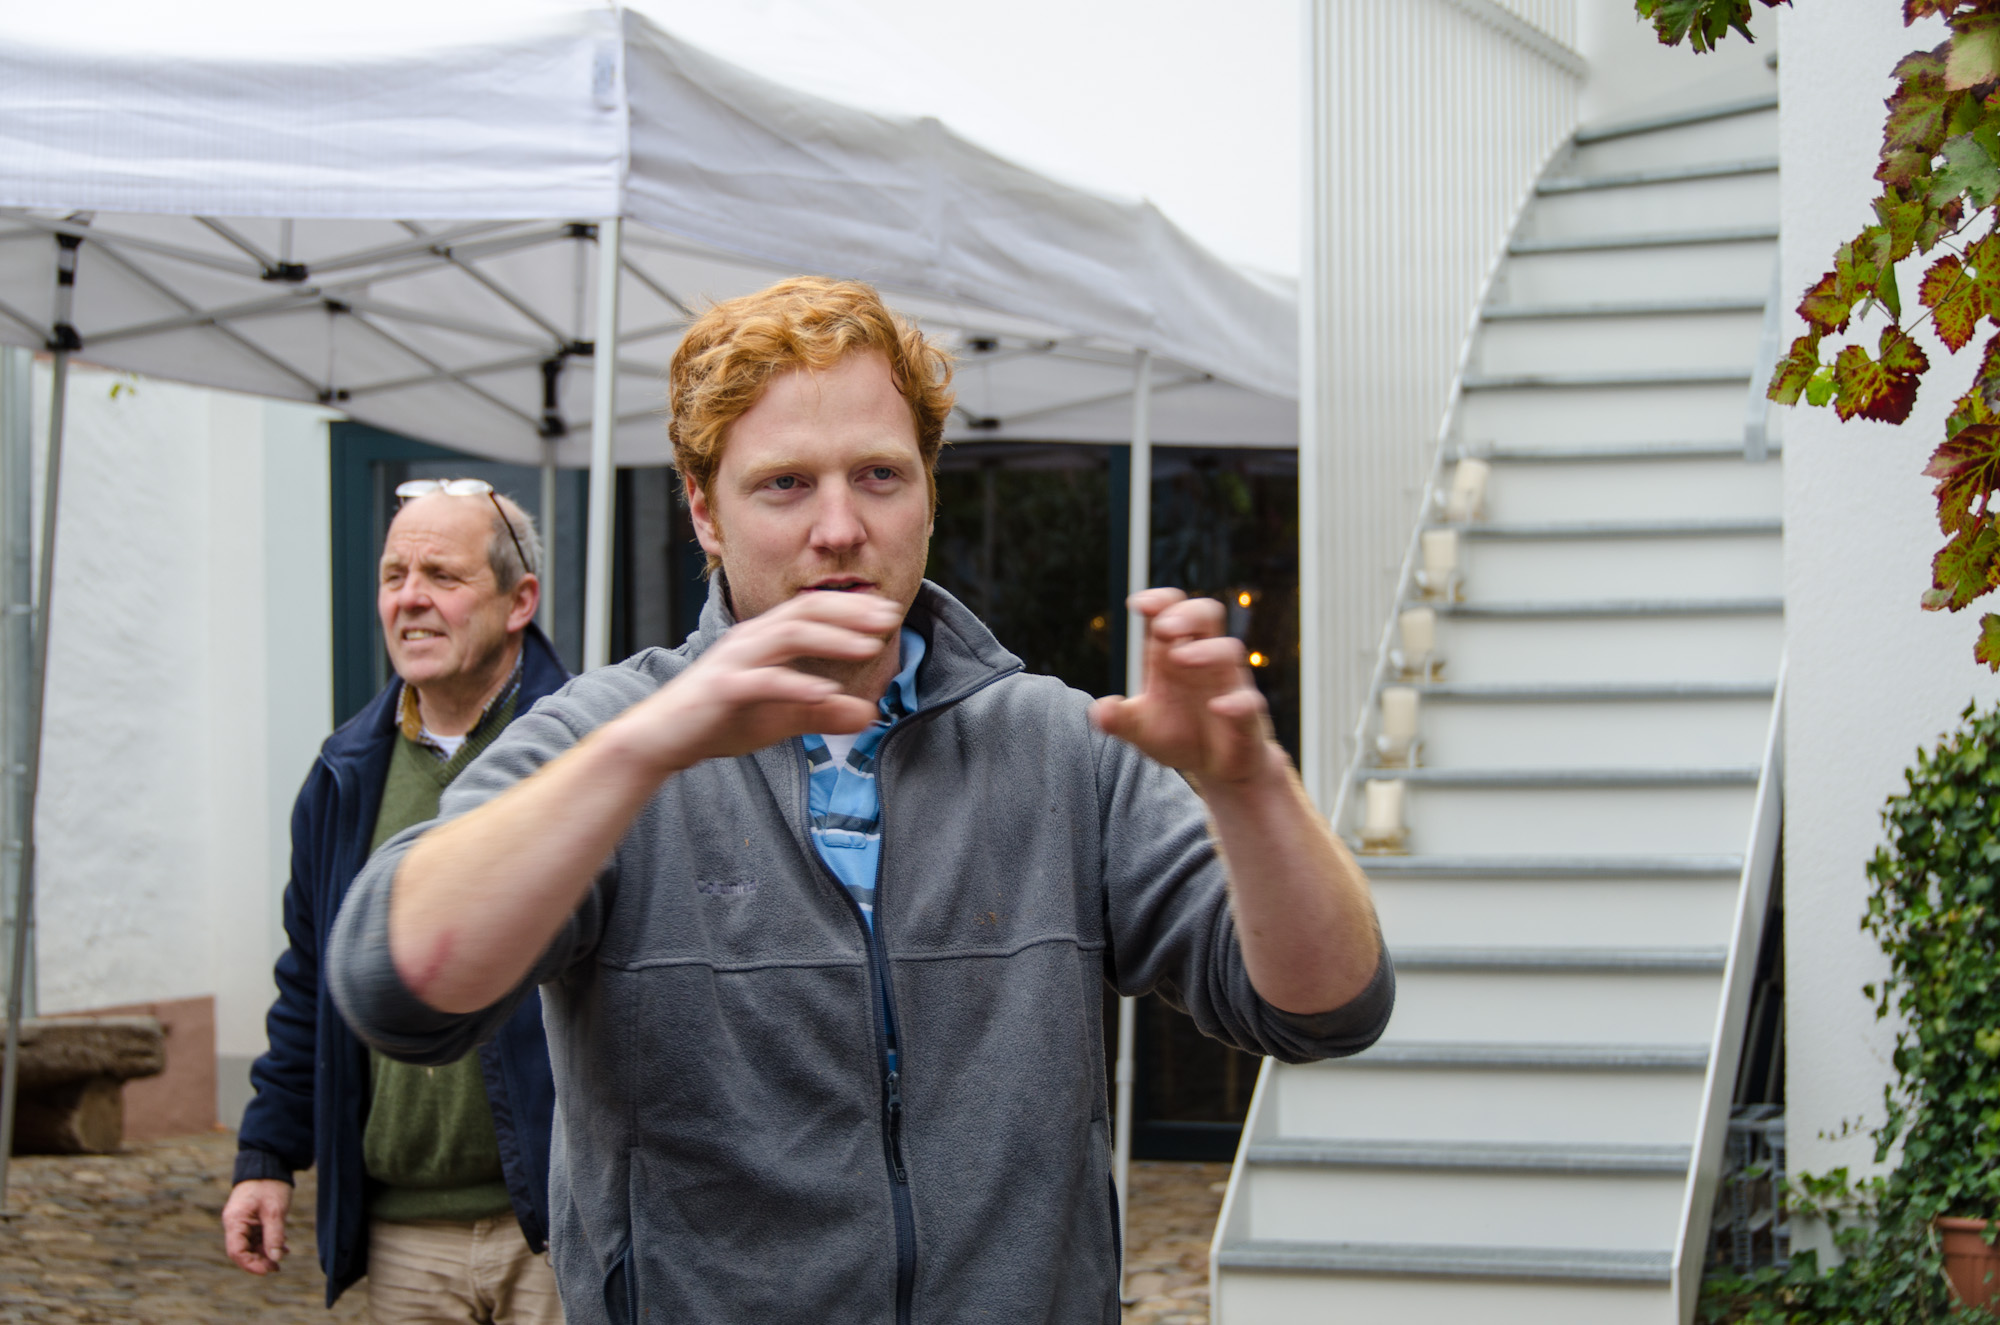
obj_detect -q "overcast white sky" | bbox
[844,0,1300,279]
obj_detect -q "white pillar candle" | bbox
[1380,687,1420,742]
[1363,779,1405,833]
[1421,528,1458,579]
[1444,458,1490,522]
[1398,607,1436,658]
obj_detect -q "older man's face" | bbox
[377,495,528,694]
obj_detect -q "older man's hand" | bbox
[221,1178,291,1275]
[1091,588,1280,786]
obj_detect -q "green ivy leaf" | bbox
[1888,46,1960,156]
[1833,325,1931,423]
[1977,613,2000,669]
[1931,132,2000,208]
[1949,19,2000,90]
[1922,254,1987,351]
[1876,193,1929,264]
[1769,330,1824,405]
[1635,0,1764,52]
[1806,365,1838,408]
[1928,423,2000,533]
[1931,521,2000,610]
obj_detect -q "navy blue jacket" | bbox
[235,624,570,1305]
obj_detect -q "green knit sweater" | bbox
[363,691,517,1224]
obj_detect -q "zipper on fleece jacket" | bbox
[794,748,917,1325]
[789,660,1021,1325]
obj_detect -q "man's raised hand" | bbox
[1091,589,1278,785]
[610,590,898,776]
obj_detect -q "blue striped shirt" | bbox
[801,628,926,930]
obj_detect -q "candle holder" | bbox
[1356,823,1411,855]
[1391,607,1445,681]
[1416,529,1464,603]
[1356,779,1410,855]
[1372,734,1424,769]
[1388,648,1446,683]
[1374,686,1423,768]
[1413,568,1464,603]
[1436,457,1491,524]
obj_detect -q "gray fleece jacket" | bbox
[328,580,1392,1325]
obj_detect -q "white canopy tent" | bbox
[0,0,1298,1243]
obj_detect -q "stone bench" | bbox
[4,1016,166,1154]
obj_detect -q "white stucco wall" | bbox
[1575,0,1777,129]
[1777,5,2000,1241]
[26,362,332,1123]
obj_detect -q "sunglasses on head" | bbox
[394,478,531,579]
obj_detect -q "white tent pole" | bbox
[1112,347,1152,1301]
[582,217,622,671]
[0,346,35,1208]
[2,232,79,1201]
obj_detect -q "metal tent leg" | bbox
[1112,348,1153,1301]
[582,218,622,672]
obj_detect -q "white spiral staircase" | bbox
[1210,93,1785,1325]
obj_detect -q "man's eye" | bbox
[771,475,799,490]
[869,467,895,481]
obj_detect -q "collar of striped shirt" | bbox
[800,628,926,928]
[396,648,526,759]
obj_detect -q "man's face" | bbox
[377,495,530,692]
[688,350,932,627]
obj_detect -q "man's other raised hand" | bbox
[1091,589,1281,786]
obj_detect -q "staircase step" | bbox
[1452,450,1782,524]
[1537,157,1778,195]
[1219,1240,1674,1284]
[1359,854,1740,877]
[1450,440,1779,462]
[1574,92,1778,145]
[1447,528,1781,604]
[1397,693,1772,770]
[1358,767,1756,787]
[1435,596,1780,617]
[1237,1159,1687,1252]
[1382,962,1722,1045]
[1497,233,1774,307]
[1418,681,1774,699]
[1510,224,1776,255]
[1276,1044,1707,1146]
[1372,872,1741,951]
[1388,946,1727,974]
[1244,1138,1692,1175]
[1353,1041,1708,1070]
[1456,519,1779,539]
[1453,376,1746,449]
[1481,297,1765,320]
[1463,367,1749,390]
[1470,307,1763,378]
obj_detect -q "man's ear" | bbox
[686,473,724,559]
[505,574,540,634]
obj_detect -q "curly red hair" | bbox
[669,277,955,572]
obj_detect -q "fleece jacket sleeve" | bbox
[1093,727,1394,1064]
[326,677,634,1067]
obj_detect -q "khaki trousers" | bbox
[366,1217,564,1325]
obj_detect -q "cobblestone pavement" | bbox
[1,1132,364,1323]
[1,1135,1223,1323]
[1122,1160,1229,1324]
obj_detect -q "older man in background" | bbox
[223,480,569,1324]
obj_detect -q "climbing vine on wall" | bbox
[1644,0,2000,671]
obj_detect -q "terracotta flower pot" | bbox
[1939,1216,2000,1310]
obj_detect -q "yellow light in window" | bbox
[1089,614,1107,631]
[1236,591,1253,608]
[1248,651,1267,667]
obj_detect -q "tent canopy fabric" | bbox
[0,0,1297,466]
